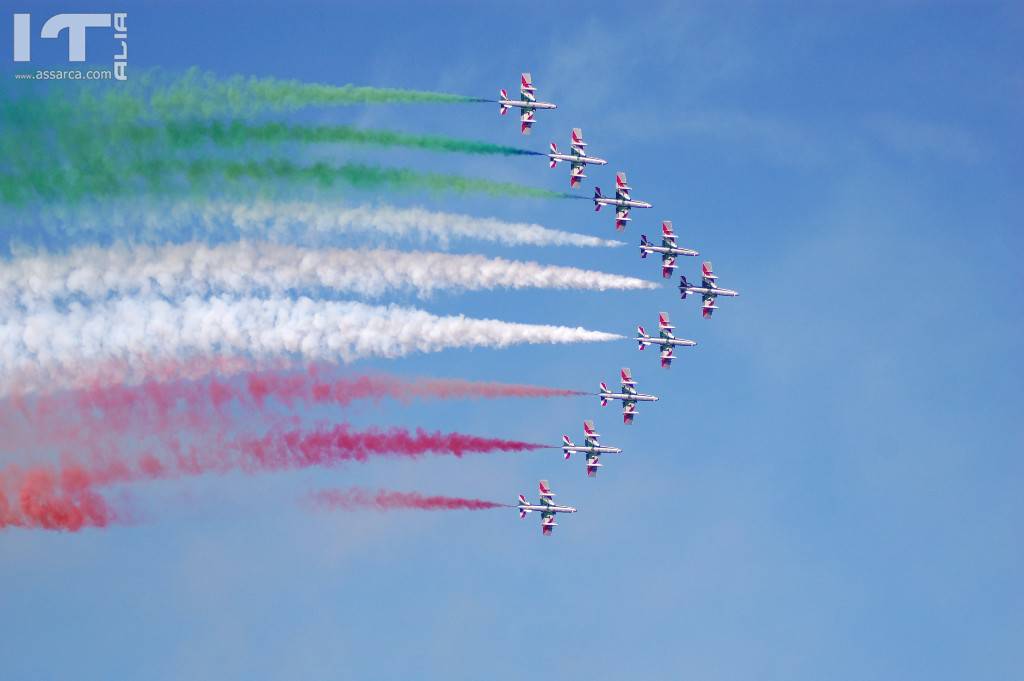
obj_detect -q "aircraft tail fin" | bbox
[593,186,603,210]
[499,89,509,115]
[562,435,574,458]
[679,275,690,299]
[640,234,650,256]
[637,326,648,349]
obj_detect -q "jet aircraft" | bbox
[593,172,652,231]
[679,261,739,318]
[548,128,607,188]
[636,312,697,368]
[599,367,659,424]
[561,420,622,477]
[517,480,577,535]
[498,72,557,134]
[640,220,699,278]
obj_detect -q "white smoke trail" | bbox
[6,200,625,251]
[0,296,622,395]
[0,242,656,310]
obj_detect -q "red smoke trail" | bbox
[0,425,543,531]
[241,425,549,468]
[310,487,508,511]
[0,466,116,531]
[0,367,582,451]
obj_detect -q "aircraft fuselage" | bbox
[563,445,622,456]
[602,392,659,403]
[499,99,557,110]
[519,504,577,514]
[643,244,699,257]
[549,153,607,166]
[686,286,739,297]
[636,336,697,348]
[597,197,652,209]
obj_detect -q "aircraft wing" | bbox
[701,260,717,287]
[570,162,586,188]
[614,172,631,200]
[541,513,556,535]
[570,128,587,155]
[520,72,536,101]
[660,347,674,369]
[661,221,677,246]
[615,207,631,231]
[623,401,637,425]
[702,294,716,319]
[662,254,677,279]
[586,455,602,477]
[520,110,535,135]
[538,479,555,505]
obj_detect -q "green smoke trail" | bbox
[0,70,557,207]
[0,158,569,206]
[125,121,542,157]
[1,68,488,124]
[146,69,489,118]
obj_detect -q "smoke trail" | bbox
[309,488,507,511]
[138,68,490,117]
[1,69,487,126]
[243,425,548,467]
[0,424,541,531]
[1,369,586,452]
[1,296,621,395]
[2,200,624,253]
[138,120,543,157]
[0,242,655,310]
[0,158,569,206]
[0,466,116,531]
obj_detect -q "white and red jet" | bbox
[593,172,652,230]
[517,480,577,535]
[640,220,700,278]
[548,128,607,188]
[679,261,739,318]
[599,367,659,425]
[562,420,622,477]
[498,72,557,135]
[636,311,697,369]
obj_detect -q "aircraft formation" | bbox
[496,72,741,534]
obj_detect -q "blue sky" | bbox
[1,2,1022,680]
